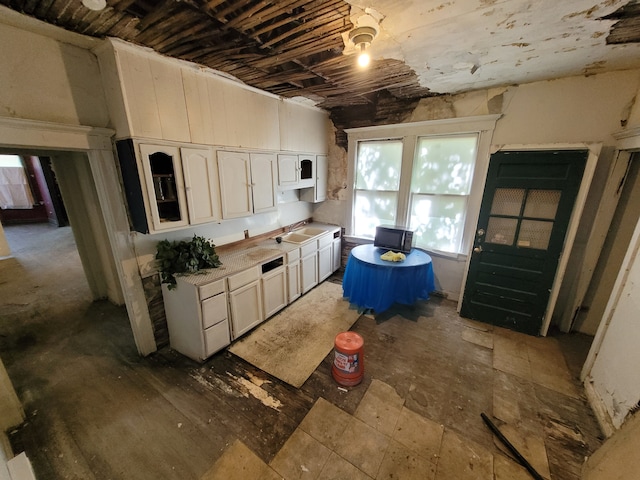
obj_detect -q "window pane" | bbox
[355,140,403,191]
[0,155,23,167]
[490,188,524,216]
[523,189,561,220]
[409,194,466,253]
[412,135,478,194]
[518,220,553,250]
[486,217,518,245]
[354,190,398,238]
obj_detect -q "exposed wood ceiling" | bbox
[3,0,640,134]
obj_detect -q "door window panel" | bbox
[523,189,561,219]
[518,220,553,250]
[490,188,524,216]
[486,217,518,245]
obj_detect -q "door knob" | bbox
[473,246,483,253]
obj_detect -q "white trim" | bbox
[583,376,616,438]
[0,117,158,356]
[613,126,640,150]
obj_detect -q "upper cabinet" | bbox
[300,155,328,203]
[96,40,191,142]
[180,147,221,225]
[217,151,277,220]
[278,101,329,154]
[116,139,222,234]
[139,143,190,231]
[277,154,315,190]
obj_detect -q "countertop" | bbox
[177,223,340,287]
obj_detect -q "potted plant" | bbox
[156,235,222,290]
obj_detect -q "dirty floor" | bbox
[0,224,602,479]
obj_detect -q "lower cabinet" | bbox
[161,226,342,362]
[318,233,333,282]
[262,265,287,318]
[162,278,230,362]
[228,266,263,339]
[301,241,318,294]
[286,249,301,303]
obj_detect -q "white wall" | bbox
[314,70,640,301]
[0,9,109,127]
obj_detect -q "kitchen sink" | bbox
[281,232,313,244]
[293,227,326,236]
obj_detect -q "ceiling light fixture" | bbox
[349,26,377,68]
[82,0,107,11]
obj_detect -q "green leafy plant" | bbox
[156,235,222,290]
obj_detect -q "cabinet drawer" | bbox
[201,293,227,329]
[204,319,231,357]
[317,233,332,249]
[199,279,225,300]
[228,266,260,291]
[300,241,317,258]
[286,248,300,262]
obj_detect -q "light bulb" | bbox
[357,44,370,68]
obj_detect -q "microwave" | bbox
[373,226,414,253]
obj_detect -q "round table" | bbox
[342,244,435,313]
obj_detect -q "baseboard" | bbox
[584,377,616,438]
[7,453,36,480]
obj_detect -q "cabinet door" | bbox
[250,153,278,214]
[298,155,315,188]
[229,280,263,339]
[301,253,318,294]
[217,151,253,219]
[315,155,328,202]
[332,237,341,272]
[181,147,221,224]
[277,154,299,188]
[262,266,287,318]
[287,260,301,303]
[139,143,189,231]
[318,244,333,282]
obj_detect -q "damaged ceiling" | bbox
[2,0,640,131]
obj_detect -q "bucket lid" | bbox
[335,331,364,350]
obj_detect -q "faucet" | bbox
[289,220,307,232]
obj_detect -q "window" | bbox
[347,116,499,255]
[353,140,403,237]
[409,135,478,253]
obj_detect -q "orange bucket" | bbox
[331,332,364,386]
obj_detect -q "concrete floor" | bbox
[0,223,603,480]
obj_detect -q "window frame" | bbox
[345,115,500,257]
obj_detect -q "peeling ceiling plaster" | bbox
[346,0,640,94]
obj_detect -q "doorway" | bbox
[460,149,587,335]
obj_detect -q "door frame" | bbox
[457,142,601,336]
[0,116,157,356]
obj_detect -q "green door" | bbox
[460,150,587,335]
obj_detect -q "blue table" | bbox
[342,244,435,313]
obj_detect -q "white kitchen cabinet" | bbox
[262,265,287,318]
[139,143,189,231]
[180,147,221,224]
[318,233,333,282]
[277,154,299,188]
[161,278,230,362]
[277,154,315,190]
[218,150,277,219]
[300,154,327,203]
[300,241,319,294]
[250,153,278,214]
[217,150,253,219]
[228,266,263,339]
[286,248,301,303]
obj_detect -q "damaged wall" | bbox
[313,68,640,301]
